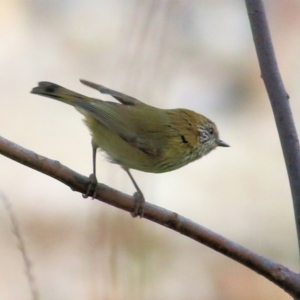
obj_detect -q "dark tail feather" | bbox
[31,82,89,105]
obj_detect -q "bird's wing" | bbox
[80,79,143,106]
[75,101,160,155]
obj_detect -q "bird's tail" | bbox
[31,82,91,106]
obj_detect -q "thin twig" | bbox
[245,0,300,258]
[0,191,40,300]
[1,134,300,297]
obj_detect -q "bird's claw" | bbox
[83,174,98,199]
[131,192,145,218]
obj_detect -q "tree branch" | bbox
[1,134,300,297]
[245,0,300,258]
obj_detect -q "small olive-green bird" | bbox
[31,80,229,217]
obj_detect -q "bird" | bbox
[31,79,229,217]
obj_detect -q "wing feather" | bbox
[75,101,159,155]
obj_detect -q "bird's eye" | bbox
[208,127,214,135]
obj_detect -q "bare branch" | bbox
[1,134,300,297]
[245,0,300,258]
[1,192,40,300]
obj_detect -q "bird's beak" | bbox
[217,140,230,147]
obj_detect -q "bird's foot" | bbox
[83,174,98,199]
[131,192,145,218]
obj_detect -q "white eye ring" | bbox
[208,127,214,135]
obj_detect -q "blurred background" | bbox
[1,0,300,299]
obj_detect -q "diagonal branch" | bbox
[245,0,300,258]
[1,134,300,297]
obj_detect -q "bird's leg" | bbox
[83,143,98,198]
[124,168,145,218]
